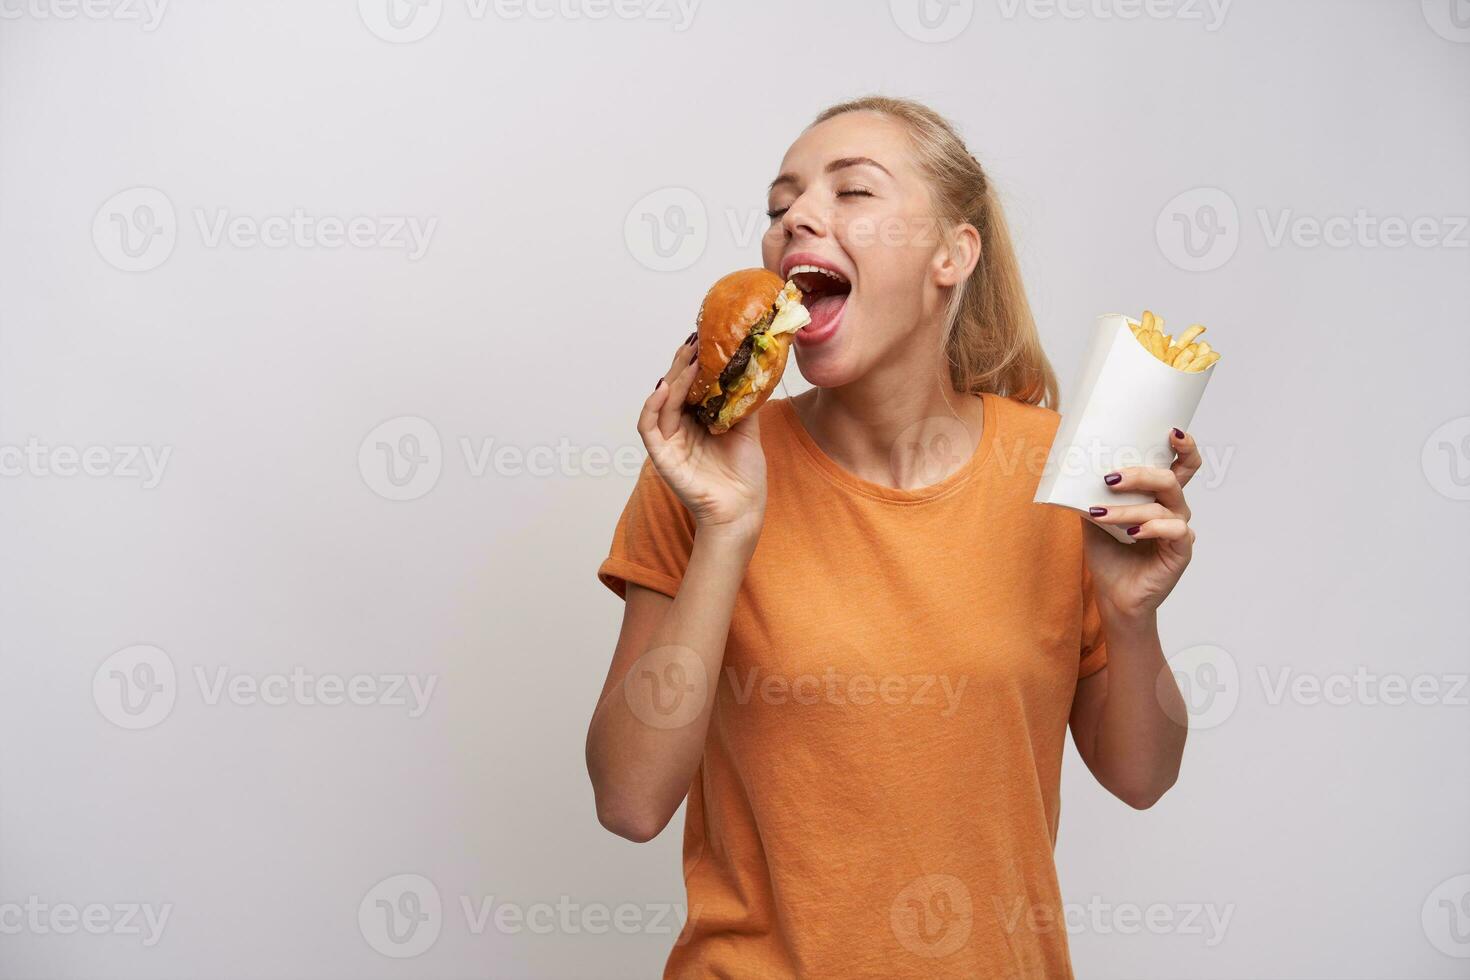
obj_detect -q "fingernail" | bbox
[1104,472,1122,486]
[1089,506,1107,517]
[684,331,697,346]
[1172,428,1185,440]
[1126,525,1141,536]
[654,377,664,390]
[689,348,699,363]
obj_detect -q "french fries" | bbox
[1127,310,1221,373]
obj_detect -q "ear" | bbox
[933,222,981,288]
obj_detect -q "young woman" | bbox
[587,96,1197,978]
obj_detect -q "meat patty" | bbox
[689,310,775,427]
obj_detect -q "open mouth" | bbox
[786,264,851,338]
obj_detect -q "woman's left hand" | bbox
[1083,428,1201,619]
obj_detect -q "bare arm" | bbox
[1069,427,1203,809]
[586,527,757,842]
[586,335,768,842]
[1069,611,1187,809]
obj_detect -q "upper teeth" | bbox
[788,264,848,283]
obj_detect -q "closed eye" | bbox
[766,188,874,221]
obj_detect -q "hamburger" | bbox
[685,269,811,434]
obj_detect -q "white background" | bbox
[1,1,1467,977]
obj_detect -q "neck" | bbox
[793,327,983,491]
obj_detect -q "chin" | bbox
[791,337,861,389]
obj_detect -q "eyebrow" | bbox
[767,156,893,193]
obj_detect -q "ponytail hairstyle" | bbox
[810,96,1058,408]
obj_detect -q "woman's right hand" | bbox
[640,334,767,541]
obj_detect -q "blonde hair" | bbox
[810,96,1058,408]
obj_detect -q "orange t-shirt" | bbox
[597,393,1107,979]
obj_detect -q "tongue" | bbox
[804,292,847,333]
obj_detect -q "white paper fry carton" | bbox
[1034,313,1217,543]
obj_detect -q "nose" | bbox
[780,190,828,242]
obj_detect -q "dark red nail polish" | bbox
[685,331,697,346]
[654,377,663,390]
[1089,507,1107,517]
[689,348,699,363]
[1172,428,1185,440]
[1104,472,1122,486]
[1127,525,1141,536]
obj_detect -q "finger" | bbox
[658,350,701,438]
[656,332,697,388]
[649,334,699,434]
[1104,466,1188,515]
[669,331,698,372]
[1169,428,1203,488]
[1126,517,1194,545]
[1088,502,1177,526]
[639,374,674,456]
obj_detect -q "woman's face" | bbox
[761,111,969,389]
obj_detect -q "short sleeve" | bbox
[1078,563,1109,679]
[596,455,696,601]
